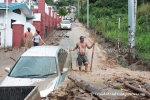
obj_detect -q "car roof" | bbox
[62,20,70,22]
[22,46,61,57]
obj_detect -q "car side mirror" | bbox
[61,68,68,74]
[4,68,11,73]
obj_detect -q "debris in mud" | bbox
[9,57,16,62]
[64,35,69,38]
[48,80,98,100]
[44,30,69,46]
[104,77,150,99]
[104,56,118,68]
[48,76,150,100]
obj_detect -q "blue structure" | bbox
[0,3,34,18]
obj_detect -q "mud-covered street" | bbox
[0,21,150,100]
[48,21,150,99]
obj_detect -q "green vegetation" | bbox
[113,85,123,90]
[57,7,68,16]
[45,0,55,5]
[78,0,150,62]
[46,0,70,6]
[56,0,69,6]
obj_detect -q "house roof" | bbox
[0,3,34,18]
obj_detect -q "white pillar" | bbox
[128,0,137,60]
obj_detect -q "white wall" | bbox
[0,0,4,3]
[45,3,49,15]
[0,12,5,48]
[6,11,26,48]
[0,10,36,48]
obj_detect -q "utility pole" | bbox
[4,0,8,48]
[117,18,120,50]
[87,0,89,28]
[128,0,137,64]
[78,0,79,16]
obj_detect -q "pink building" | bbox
[29,0,61,38]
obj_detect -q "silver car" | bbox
[0,46,72,98]
[60,20,72,30]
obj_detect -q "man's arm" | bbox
[86,43,95,49]
[70,43,78,51]
[86,39,96,49]
[40,38,46,45]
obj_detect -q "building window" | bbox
[11,19,16,28]
[13,9,21,15]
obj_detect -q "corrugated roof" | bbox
[22,46,61,57]
[0,3,34,18]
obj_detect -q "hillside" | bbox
[78,0,150,67]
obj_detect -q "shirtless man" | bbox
[70,36,95,71]
[24,28,33,50]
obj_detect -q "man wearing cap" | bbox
[70,36,96,71]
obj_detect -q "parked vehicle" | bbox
[60,20,72,30]
[0,46,72,98]
[0,86,41,100]
[66,15,72,20]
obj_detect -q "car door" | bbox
[58,49,67,73]
[57,49,72,73]
[56,49,69,85]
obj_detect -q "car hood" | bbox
[61,23,71,25]
[0,76,59,97]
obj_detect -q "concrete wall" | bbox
[0,11,25,48]
[0,12,5,48]
[0,0,4,3]
[0,10,35,48]
[12,23,24,47]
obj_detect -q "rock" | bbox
[145,84,150,92]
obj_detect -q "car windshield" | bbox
[62,20,70,24]
[67,16,71,18]
[9,57,57,78]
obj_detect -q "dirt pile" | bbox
[48,80,98,100]
[44,30,69,46]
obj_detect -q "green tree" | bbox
[45,0,55,5]
[57,0,69,6]
[57,8,68,16]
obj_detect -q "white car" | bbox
[66,15,72,20]
[60,20,72,30]
[0,46,72,98]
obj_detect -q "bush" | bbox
[78,0,150,62]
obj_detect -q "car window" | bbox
[58,49,68,72]
[9,57,57,78]
[61,20,70,24]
